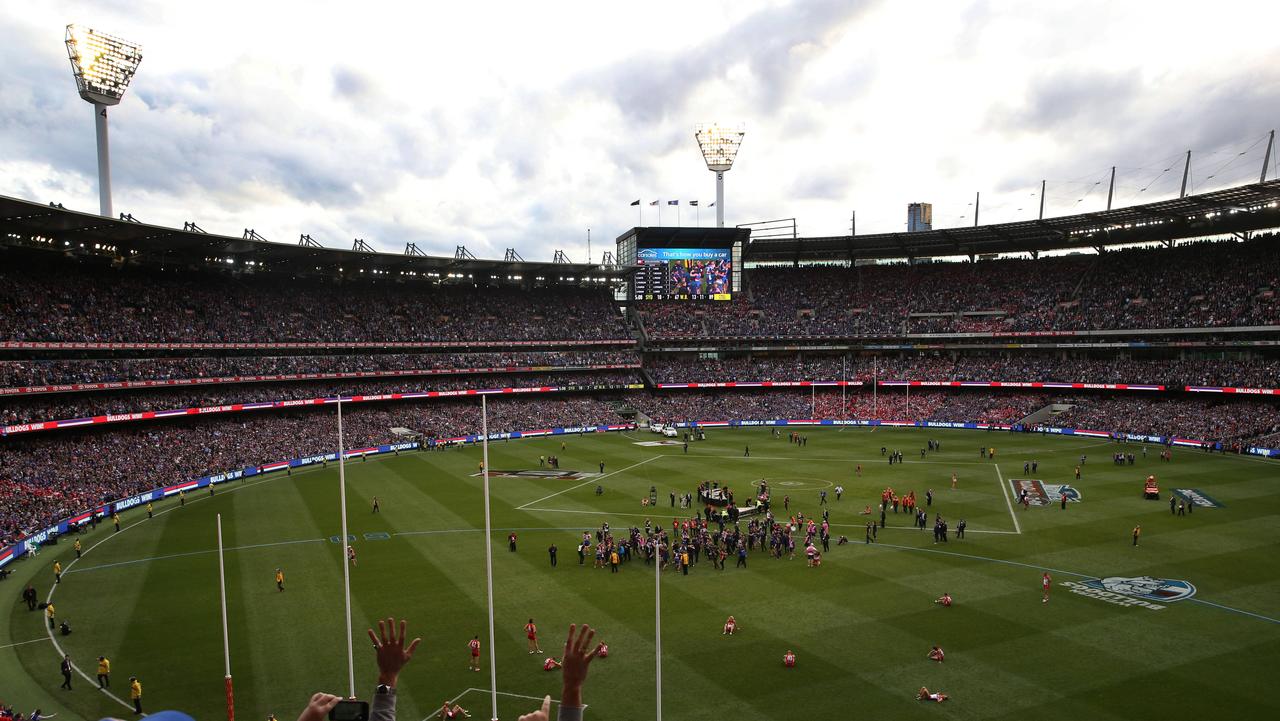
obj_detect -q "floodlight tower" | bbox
[695,123,745,227]
[65,25,143,218]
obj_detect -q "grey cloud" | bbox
[789,169,853,201]
[579,0,879,127]
[332,66,374,101]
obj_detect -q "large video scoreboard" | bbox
[616,227,749,302]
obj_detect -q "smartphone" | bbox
[329,700,369,721]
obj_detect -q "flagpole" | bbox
[217,514,234,721]
[481,396,499,721]
[338,398,355,699]
[658,202,662,226]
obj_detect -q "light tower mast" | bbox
[695,124,745,228]
[66,25,143,218]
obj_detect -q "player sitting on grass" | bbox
[543,657,562,671]
[783,650,797,667]
[935,593,952,607]
[928,645,945,663]
[917,687,949,702]
[723,615,737,635]
[597,641,608,658]
[516,624,601,721]
[439,701,472,718]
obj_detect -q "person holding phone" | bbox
[294,616,421,721]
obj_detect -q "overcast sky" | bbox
[1,0,1277,261]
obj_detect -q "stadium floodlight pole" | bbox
[338,399,356,699]
[695,124,746,228]
[481,396,500,721]
[217,514,235,721]
[65,25,142,218]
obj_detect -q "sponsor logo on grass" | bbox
[1173,488,1223,508]
[1010,479,1081,506]
[476,469,600,480]
[633,440,684,447]
[1063,575,1197,611]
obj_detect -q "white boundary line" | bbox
[994,463,1022,535]
[516,456,662,510]
[0,637,52,650]
[39,467,302,715]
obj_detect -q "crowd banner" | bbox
[0,423,637,569]
[0,339,637,351]
[655,379,1166,391]
[0,364,641,397]
[1185,385,1280,395]
[0,384,643,437]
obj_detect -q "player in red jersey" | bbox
[1042,572,1051,603]
[438,701,471,719]
[928,645,945,663]
[597,641,609,658]
[917,687,949,703]
[525,619,542,654]
[723,615,737,635]
[542,656,562,671]
[783,650,796,667]
[468,635,481,672]
[347,545,357,567]
[935,593,952,607]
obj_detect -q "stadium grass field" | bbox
[4,425,1279,720]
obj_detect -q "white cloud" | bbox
[0,0,1276,261]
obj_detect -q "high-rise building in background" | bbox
[907,202,932,232]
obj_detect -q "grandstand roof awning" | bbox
[744,180,1280,263]
[0,195,630,280]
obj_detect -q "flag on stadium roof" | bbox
[630,199,640,206]
[650,200,658,206]
[709,201,716,207]
[668,200,679,205]
[689,200,699,206]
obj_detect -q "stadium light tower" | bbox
[65,24,143,218]
[695,123,745,227]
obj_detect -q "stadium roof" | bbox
[745,180,1280,263]
[0,194,628,280]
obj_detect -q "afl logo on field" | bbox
[1082,576,1197,603]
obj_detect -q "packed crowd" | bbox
[637,389,1048,425]
[645,354,1280,388]
[0,371,641,426]
[641,239,1279,338]
[1049,396,1280,443]
[0,262,629,343]
[637,389,1279,441]
[0,395,625,545]
[0,350,640,390]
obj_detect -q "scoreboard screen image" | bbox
[634,247,732,300]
